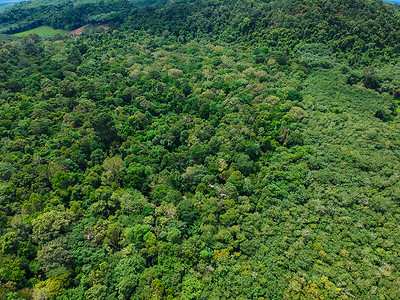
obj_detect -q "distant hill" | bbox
[0,0,171,33]
[0,0,166,14]
[0,0,135,34]
[0,0,25,13]
[0,0,166,7]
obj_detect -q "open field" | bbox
[13,26,68,37]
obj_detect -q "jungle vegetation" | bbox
[1,0,400,299]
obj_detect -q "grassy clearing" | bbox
[14,26,68,37]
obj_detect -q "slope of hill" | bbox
[0,0,172,34]
[1,0,400,299]
[0,0,134,34]
[0,0,25,13]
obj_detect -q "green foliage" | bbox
[37,237,73,274]
[124,163,148,190]
[31,210,73,244]
[92,112,118,146]
[0,256,25,284]
[0,0,400,298]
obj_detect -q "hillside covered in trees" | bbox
[1,0,400,299]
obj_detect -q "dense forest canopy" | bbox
[1,0,400,299]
